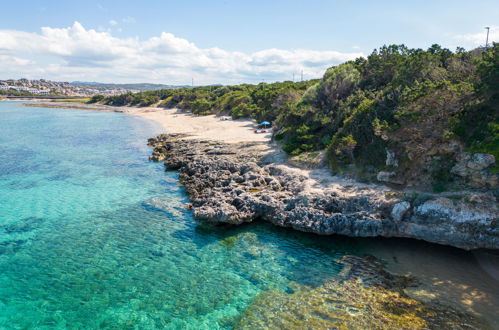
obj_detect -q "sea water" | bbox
[0,102,497,329]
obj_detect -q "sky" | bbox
[0,0,497,85]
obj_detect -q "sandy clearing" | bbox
[130,107,272,143]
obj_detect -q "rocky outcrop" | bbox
[391,201,410,221]
[148,134,499,250]
[451,152,498,189]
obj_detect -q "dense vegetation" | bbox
[93,43,498,190]
[91,80,318,122]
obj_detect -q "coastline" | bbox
[20,101,499,251]
[8,101,499,326]
[19,101,271,143]
[146,132,499,324]
[148,134,498,250]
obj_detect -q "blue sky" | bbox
[0,0,497,84]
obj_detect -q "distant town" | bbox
[0,79,185,97]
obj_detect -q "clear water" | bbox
[0,102,497,329]
[0,102,361,329]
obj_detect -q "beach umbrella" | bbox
[260,121,271,125]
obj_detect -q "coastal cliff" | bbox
[148,133,498,250]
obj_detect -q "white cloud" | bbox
[0,22,364,84]
[109,20,118,26]
[454,26,498,46]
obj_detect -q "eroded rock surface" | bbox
[148,134,499,250]
[451,152,498,189]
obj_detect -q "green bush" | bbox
[87,94,105,103]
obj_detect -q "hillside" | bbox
[0,79,185,97]
[93,43,498,192]
[71,81,188,92]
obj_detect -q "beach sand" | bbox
[21,102,272,144]
[132,108,271,143]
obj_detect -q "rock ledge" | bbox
[148,134,498,250]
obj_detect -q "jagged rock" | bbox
[391,201,410,221]
[451,152,497,189]
[407,197,498,249]
[376,171,403,184]
[467,153,495,171]
[377,171,395,182]
[147,134,499,250]
[450,162,468,177]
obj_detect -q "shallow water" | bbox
[0,102,497,328]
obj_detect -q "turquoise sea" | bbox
[0,102,497,328]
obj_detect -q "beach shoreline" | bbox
[9,100,498,326]
[19,100,499,251]
[20,101,272,143]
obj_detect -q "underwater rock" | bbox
[3,217,44,234]
[236,255,489,329]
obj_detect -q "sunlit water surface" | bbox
[0,102,497,328]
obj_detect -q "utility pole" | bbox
[485,27,490,48]
[301,70,303,82]
[293,73,295,82]
[191,77,194,87]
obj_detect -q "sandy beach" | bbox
[132,108,271,143]
[21,102,271,144]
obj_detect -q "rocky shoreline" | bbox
[148,133,498,250]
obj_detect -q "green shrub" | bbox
[87,94,105,103]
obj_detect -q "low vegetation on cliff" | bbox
[92,43,498,191]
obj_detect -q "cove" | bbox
[0,102,497,329]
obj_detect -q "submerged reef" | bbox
[236,255,489,329]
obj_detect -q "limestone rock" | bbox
[385,149,398,167]
[467,153,495,171]
[391,201,410,221]
[376,171,403,184]
[147,134,499,250]
[377,171,395,182]
[451,152,497,188]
